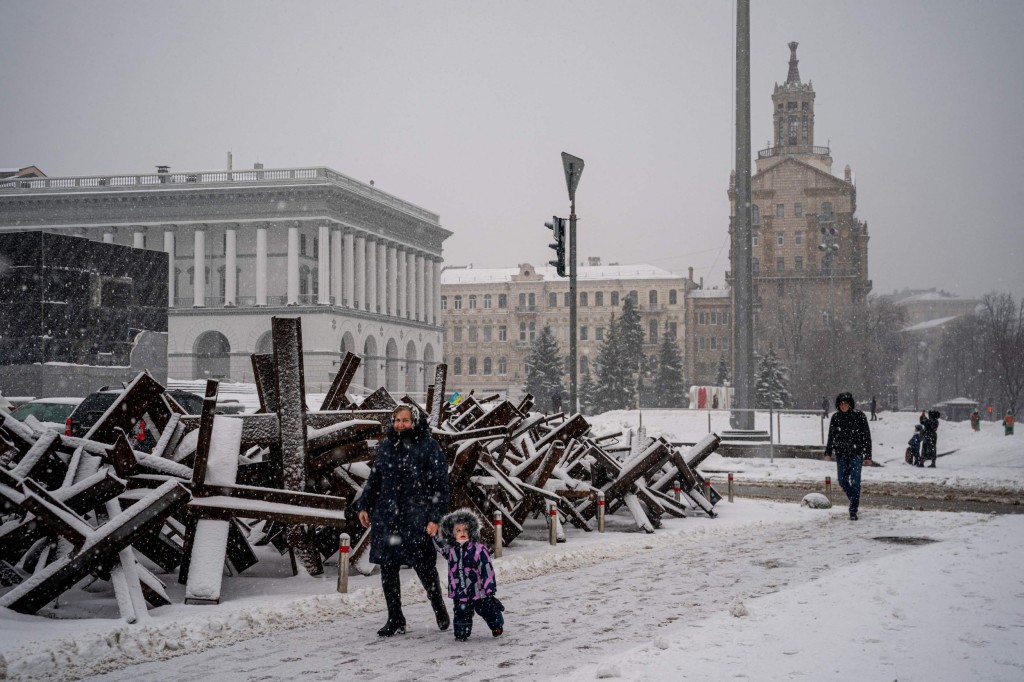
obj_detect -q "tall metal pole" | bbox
[569,195,578,412]
[732,0,755,430]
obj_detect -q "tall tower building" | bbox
[728,42,872,404]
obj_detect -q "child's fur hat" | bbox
[440,508,483,545]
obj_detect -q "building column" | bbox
[415,254,426,322]
[133,228,145,249]
[377,240,387,315]
[225,225,237,306]
[397,248,407,319]
[408,251,418,320]
[354,233,366,310]
[193,227,206,307]
[331,227,343,306]
[366,236,378,313]
[422,255,432,324]
[256,224,268,306]
[164,230,175,308]
[287,224,299,305]
[343,229,355,307]
[433,259,443,324]
[318,223,330,305]
[103,229,115,244]
[387,243,398,316]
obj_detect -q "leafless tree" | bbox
[979,292,1024,413]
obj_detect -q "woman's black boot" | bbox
[377,616,406,637]
[379,563,406,637]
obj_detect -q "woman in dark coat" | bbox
[355,405,450,637]
[920,409,940,467]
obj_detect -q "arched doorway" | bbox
[362,336,379,391]
[194,331,230,380]
[405,340,418,394]
[422,343,436,395]
[385,338,400,393]
[255,331,273,355]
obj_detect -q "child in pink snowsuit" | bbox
[433,508,505,641]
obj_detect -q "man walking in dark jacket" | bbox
[825,392,872,520]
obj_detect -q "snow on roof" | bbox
[441,263,683,285]
[896,291,976,303]
[902,315,961,332]
[686,288,731,298]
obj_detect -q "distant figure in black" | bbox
[355,405,450,637]
[551,391,562,414]
[821,396,830,419]
[919,409,940,468]
[870,396,878,421]
[824,392,872,520]
[712,394,719,409]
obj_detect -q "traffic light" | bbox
[545,215,566,277]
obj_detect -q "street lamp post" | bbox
[561,152,584,413]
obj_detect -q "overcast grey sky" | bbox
[3,1,1022,299]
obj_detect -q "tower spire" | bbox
[786,41,801,84]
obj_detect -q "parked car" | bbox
[65,387,206,451]
[10,397,83,430]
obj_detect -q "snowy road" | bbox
[78,506,989,682]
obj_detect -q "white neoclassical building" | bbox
[0,165,450,396]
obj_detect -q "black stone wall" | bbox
[0,232,168,366]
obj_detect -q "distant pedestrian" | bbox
[970,409,981,432]
[870,396,878,421]
[433,508,505,642]
[551,391,562,414]
[920,409,940,468]
[712,394,719,409]
[906,425,924,466]
[824,392,872,520]
[1003,410,1015,436]
[821,396,830,419]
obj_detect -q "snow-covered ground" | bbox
[1,406,1021,681]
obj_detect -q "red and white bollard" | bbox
[597,491,606,533]
[336,533,350,593]
[825,476,832,504]
[548,503,558,546]
[493,510,503,558]
[673,480,681,503]
[703,479,712,502]
[728,472,734,503]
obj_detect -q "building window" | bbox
[795,256,804,271]
[519,322,526,341]
[454,295,462,310]
[753,234,760,247]
[667,322,677,340]
[483,357,492,375]
[722,311,730,325]
[593,327,603,341]
[794,203,803,217]
[469,294,477,309]
[669,289,677,305]
[453,327,463,342]
[441,295,448,310]
[498,325,507,341]
[564,292,572,307]
[778,282,786,296]
[453,357,462,375]
[529,321,536,341]
[549,292,558,308]
[528,293,536,308]
[699,312,706,325]
[498,294,507,308]
[699,338,706,350]
[580,356,590,375]
[468,358,477,375]
[722,338,730,350]
[629,290,638,304]
[776,204,784,218]
[776,257,785,272]
[802,116,809,145]
[711,312,718,325]
[821,201,834,217]
[710,337,717,350]
[753,259,760,276]
[483,293,492,309]
[795,231,803,245]
[518,293,526,308]
[611,291,619,306]
[498,357,507,375]
[300,233,307,256]
[595,291,604,306]
[777,233,784,246]
[580,326,588,341]
[649,290,658,307]
[649,320,658,344]
[752,204,760,226]
[484,326,492,342]
[580,292,588,307]
[468,326,478,342]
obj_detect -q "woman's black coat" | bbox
[920,410,940,458]
[354,415,450,566]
